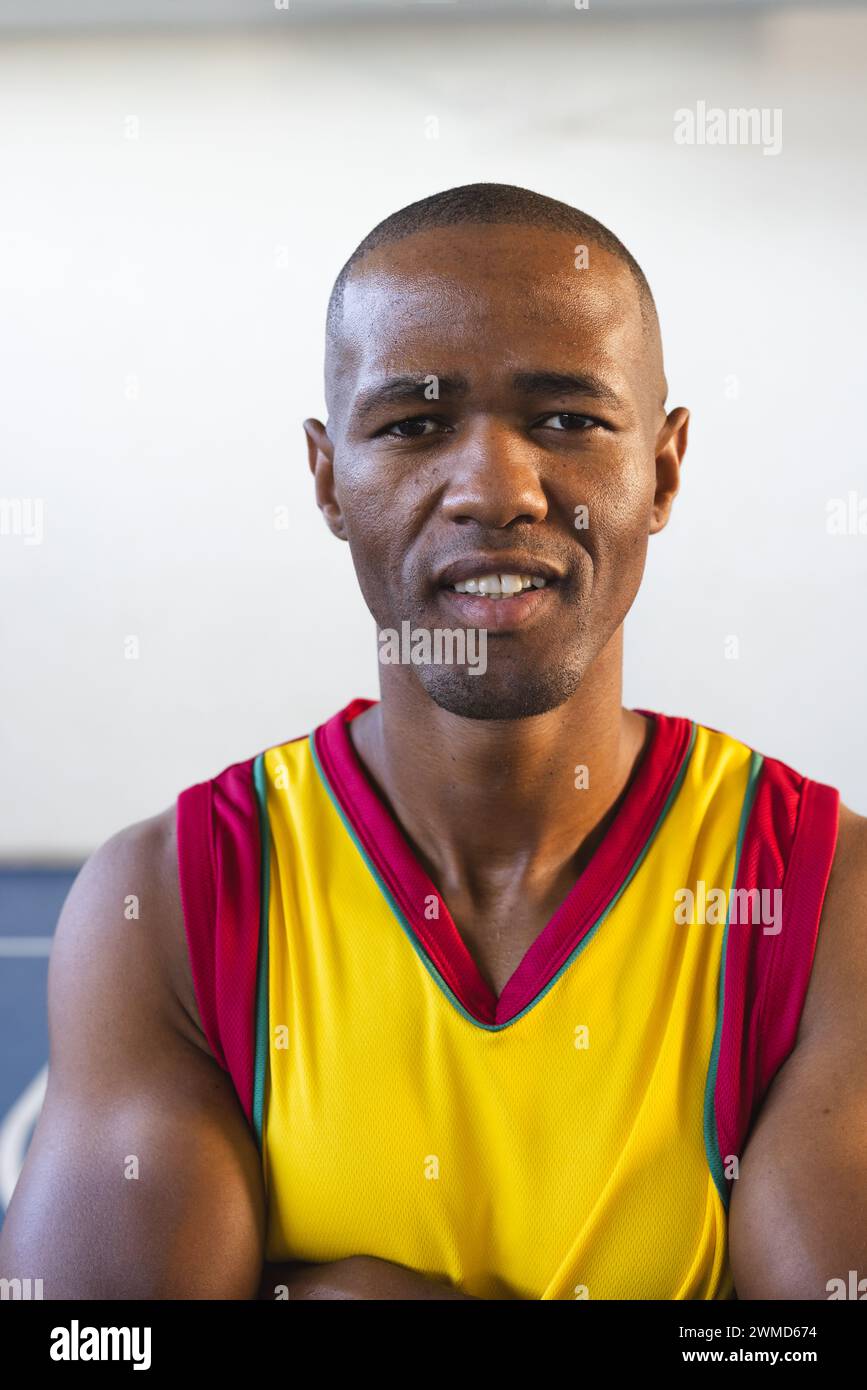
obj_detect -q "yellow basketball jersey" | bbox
[177,698,839,1299]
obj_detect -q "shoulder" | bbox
[665,716,840,889]
[684,717,841,859]
[54,807,179,972]
[691,720,845,1046]
[50,807,208,1062]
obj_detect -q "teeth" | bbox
[452,572,548,597]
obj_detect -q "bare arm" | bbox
[729,803,867,1298]
[0,809,265,1298]
[258,1257,478,1300]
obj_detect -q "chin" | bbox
[419,663,584,722]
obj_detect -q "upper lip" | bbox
[435,554,565,588]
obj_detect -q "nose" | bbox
[439,421,549,528]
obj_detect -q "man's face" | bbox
[308,223,686,720]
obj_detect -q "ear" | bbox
[303,418,347,541]
[650,406,689,535]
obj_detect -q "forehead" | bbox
[330,224,649,394]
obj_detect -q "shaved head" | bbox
[324,182,665,424]
[327,182,658,337]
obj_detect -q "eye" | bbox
[380,416,442,438]
[536,412,599,431]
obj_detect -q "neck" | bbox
[348,629,650,903]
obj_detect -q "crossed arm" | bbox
[257,1258,476,1300]
[1,805,865,1300]
[0,810,469,1300]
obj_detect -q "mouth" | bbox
[433,558,563,633]
[448,571,551,599]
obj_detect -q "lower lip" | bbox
[436,584,557,631]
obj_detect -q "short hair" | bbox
[326,182,658,343]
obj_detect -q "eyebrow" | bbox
[353,375,470,422]
[511,371,624,410]
[351,368,624,422]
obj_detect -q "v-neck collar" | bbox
[311,698,695,1029]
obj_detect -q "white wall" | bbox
[1,7,866,857]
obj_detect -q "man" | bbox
[2,183,865,1300]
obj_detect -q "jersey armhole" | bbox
[176,780,226,1071]
[176,758,265,1126]
[753,777,840,1085]
[711,759,840,1204]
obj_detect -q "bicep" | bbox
[729,1038,867,1299]
[0,820,265,1299]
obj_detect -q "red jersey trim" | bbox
[713,757,840,1197]
[176,757,263,1124]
